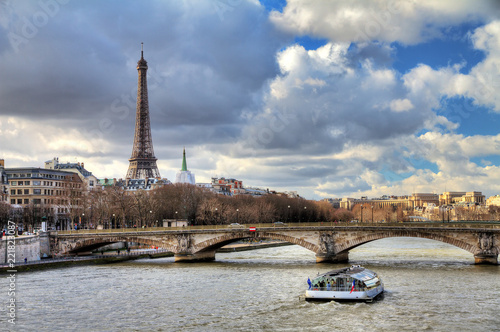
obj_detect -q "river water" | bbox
[1,237,499,331]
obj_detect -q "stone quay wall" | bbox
[0,235,41,263]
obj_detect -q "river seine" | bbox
[1,237,499,331]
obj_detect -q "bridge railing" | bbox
[52,220,500,235]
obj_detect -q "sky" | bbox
[1,0,500,200]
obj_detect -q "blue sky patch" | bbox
[438,97,500,136]
[393,22,486,74]
[259,0,287,13]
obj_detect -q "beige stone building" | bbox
[440,191,485,205]
[486,195,500,206]
[340,191,484,211]
[45,157,101,192]
[2,161,84,230]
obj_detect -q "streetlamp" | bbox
[236,208,239,224]
[360,206,363,223]
[113,213,115,229]
[81,213,84,230]
[287,205,290,224]
[149,210,152,228]
[303,206,307,224]
[214,208,218,224]
[371,206,374,223]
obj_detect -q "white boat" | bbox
[305,265,384,302]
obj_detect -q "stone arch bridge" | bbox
[50,224,500,264]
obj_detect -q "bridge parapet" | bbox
[52,221,500,236]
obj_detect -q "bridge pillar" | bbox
[315,251,349,263]
[174,251,216,262]
[474,254,498,265]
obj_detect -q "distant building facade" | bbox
[486,195,500,206]
[440,191,485,205]
[211,177,244,196]
[2,163,83,230]
[45,157,100,191]
[339,191,485,211]
[195,177,271,197]
[119,177,171,191]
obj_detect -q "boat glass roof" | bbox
[313,266,378,282]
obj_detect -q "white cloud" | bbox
[401,21,500,113]
[240,41,436,158]
[390,99,414,112]
[271,0,500,44]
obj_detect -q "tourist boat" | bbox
[305,265,384,302]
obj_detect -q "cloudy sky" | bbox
[1,0,500,200]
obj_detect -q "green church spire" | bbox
[181,148,187,171]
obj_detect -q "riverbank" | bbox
[0,241,291,273]
[0,251,174,273]
[217,240,293,252]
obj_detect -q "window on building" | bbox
[33,199,41,205]
[33,189,41,195]
[10,199,15,204]
[25,181,30,185]
[33,181,40,186]
[24,189,29,195]
[10,181,16,186]
[10,190,15,195]
[17,199,22,204]
[17,189,22,195]
[24,199,28,204]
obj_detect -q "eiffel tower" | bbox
[126,43,161,179]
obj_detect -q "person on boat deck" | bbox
[326,282,331,291]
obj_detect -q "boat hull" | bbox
[304,285,384,302]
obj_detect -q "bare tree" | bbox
[0,202,11,229]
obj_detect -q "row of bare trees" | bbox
[2,184,500,231]
[1,184,349,230]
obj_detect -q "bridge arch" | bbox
[193,231,317,254]
[62,235,178,254]
[333,230,478,256]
